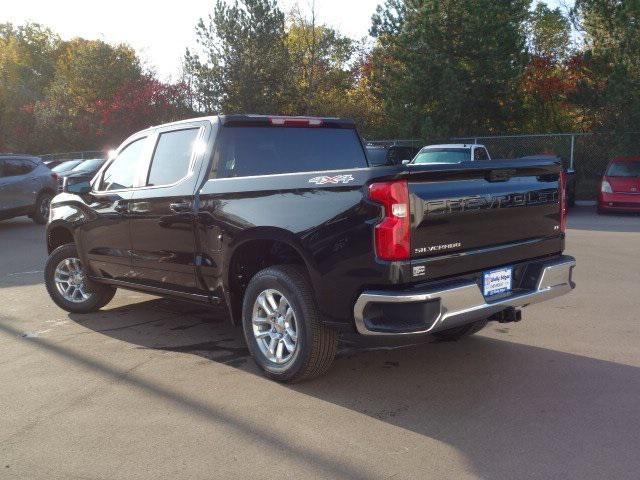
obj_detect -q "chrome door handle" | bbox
[170,202,191,213]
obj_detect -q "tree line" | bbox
[1,0,638,154]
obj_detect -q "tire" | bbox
[32,191,53,225]
[432,319,488,342]
[242,265,338,383]
[45,244,116,313]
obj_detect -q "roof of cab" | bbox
[420,144,485,150]
[141,114,356,132]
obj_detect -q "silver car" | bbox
[0,155,58,224]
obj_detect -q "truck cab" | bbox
[410,144,491,165]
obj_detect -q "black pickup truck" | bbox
[45,115,575,382]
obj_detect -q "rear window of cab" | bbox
[211,127,367,178]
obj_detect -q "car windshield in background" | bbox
[71,159,104,173]
[607,161,640,177]
[215,127,368,178]
[51,160,83,173]
[366,147,389,166]
[412,148,470,165]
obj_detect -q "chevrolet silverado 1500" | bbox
[44,115,575,382]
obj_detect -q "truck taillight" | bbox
[369,180,410,261]
[559,171,567,233]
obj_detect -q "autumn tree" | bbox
[34,38,144,150]
[0,23,60,151]
[571,0,640,134]
[370,0,531,138]
[184,0,291,114]
[520,3,578,132]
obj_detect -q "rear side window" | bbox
[147,128,200,186]
[100,138,148,191]
[366,147,389,166]
[211,127,367,178]
[474,148,489,161]
[1,159,35,176]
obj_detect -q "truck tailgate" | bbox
[408,160,562,260]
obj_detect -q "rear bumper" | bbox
[599,193,640,212]
[354,255,576,336]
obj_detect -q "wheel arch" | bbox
[223,228,318,325]
[46,222,75,254]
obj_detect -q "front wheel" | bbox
[242,265,338,383]
[44,244,116,313]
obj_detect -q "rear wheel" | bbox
[45,244,116,313]
[242,265,338,382]
[32,192,53,225]
[432,319,488,342]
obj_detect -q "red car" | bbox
[598,156,640,214]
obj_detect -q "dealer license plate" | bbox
[483,267,513,297]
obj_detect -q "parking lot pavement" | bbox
[1,208,639,480]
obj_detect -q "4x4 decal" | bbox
[308,174,355,185]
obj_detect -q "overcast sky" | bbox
[2,0,571,81]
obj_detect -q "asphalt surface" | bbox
[1,207,638,480]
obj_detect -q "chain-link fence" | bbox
[39,150,107,162]
[449,133,639,200]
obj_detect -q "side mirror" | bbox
[63,178,91,195]
[402,159,411,165]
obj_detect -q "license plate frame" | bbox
[483,267,513,297]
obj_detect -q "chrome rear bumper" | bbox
[354,256,576,336]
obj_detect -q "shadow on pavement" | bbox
[40,298,638,480]
[568,206,640,233]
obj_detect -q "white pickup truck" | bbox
[408,144,492,165]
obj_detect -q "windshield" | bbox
[51,160,82,173]
[71,159,104,173]
[412,148,470,165]
[366,147,389,166]
[606,161,640,177]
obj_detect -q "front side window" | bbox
[100,138,148,191]
[211,126,367,179]
[147,128,200,186]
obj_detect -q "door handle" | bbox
[114,202,129,213]
[170,201,192,213]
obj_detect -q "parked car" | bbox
[56,158,106,192]
[43,159,70,169]
[51,160,84,175]
[44,115,575,382]
[598,156,640,214]
[410,144,491,164]
[365,141,420,166]
[0,154,58,224]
